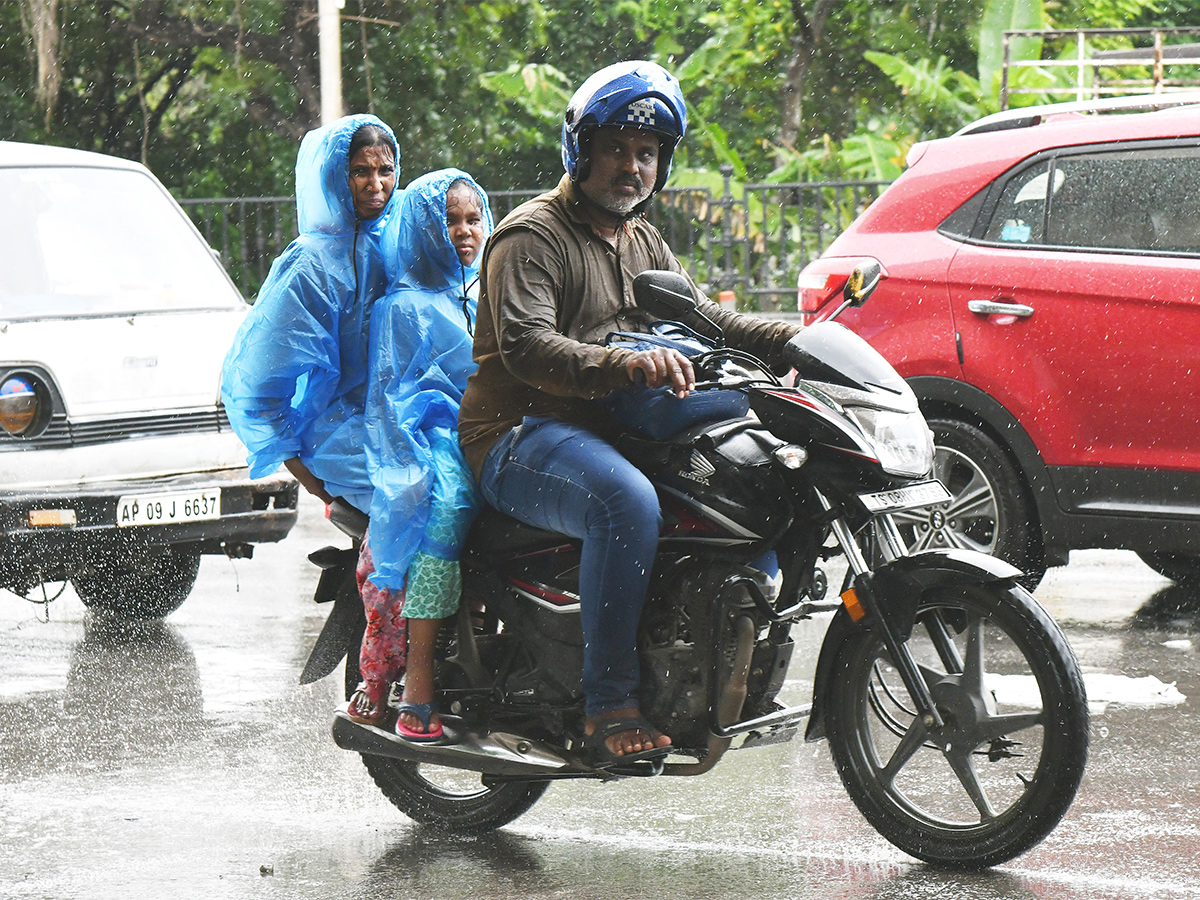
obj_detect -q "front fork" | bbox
[819,492,947,731]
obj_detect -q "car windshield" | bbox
[0,166,243,319]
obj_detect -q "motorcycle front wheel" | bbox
[344,646,548,835]
[824,582,1088,868]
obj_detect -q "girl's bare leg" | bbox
[398,617,442,734]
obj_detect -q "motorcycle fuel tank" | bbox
[651,425,794,551]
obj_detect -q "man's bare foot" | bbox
[584,707,672,758]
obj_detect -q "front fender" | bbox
[804,548,1021,742]
[874,547,1023,589]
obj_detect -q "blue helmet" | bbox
[561,61,687,195]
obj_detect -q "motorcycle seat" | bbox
[467,505,578,560]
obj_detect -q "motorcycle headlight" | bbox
[846,407,934,478]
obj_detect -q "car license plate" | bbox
[859,480,952,514]
[116,489,221,527]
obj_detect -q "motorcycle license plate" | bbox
[859,480,952,514]
[116,489,221,527]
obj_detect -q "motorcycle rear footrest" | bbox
[331,709,572,778]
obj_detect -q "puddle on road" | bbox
[988,671,1187,713]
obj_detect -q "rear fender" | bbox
[300,548,365,685]
[804,548,1021,741]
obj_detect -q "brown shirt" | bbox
[458,175,801,477]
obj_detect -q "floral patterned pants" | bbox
[355,528,464,705]
[355,536,408,705]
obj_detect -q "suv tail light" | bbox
[796,257,886,326]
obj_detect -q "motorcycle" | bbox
[300,261,1088,868]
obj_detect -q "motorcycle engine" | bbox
[639,556,793,751]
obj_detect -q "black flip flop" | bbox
[583,716,671,767]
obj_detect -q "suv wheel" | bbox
[1137,552,1200,584]
[893,418,1046,589]
[72,547,201,619]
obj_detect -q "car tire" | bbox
[891,418,1046,589]
[1137,552,1200,584]
[72,547,201,619]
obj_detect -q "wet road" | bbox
[4,498,1200,899]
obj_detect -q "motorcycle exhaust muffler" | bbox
[662,613,756,776]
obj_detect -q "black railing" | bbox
[179,196,294,298]
[180,168,890,311]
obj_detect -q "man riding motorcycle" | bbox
[457,61,802,765]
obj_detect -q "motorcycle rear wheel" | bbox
[359,757,549,835]
[344,648,548,835]
[824,582,1087,868]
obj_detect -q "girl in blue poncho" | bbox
[221,114,400,514]
[348,169,492,742]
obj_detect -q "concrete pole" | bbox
[318,0,344,124]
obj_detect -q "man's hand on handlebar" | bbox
[627,347,695,398]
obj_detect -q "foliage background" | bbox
[1,0,1193,198]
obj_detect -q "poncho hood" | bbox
[296,113,400,237]
[388,168,492,290]
[221,114,402,511]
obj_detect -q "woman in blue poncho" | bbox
[221,114,400,513]
[348,169,492,742]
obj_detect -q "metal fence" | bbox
[1001,27,1200,109]
[180,166,890,311]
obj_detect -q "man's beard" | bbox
[593,176,653,215]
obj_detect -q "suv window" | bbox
[983,160,1056,245]
[0,166,242,320]
[983,144,1200,255]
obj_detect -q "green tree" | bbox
[0,0,1175,199]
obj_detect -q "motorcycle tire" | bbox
[344,642,548,836]
[824,581,1088,868]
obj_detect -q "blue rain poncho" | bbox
[221,114,400,513]
[364,169,493,593]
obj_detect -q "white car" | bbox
[0,141,298,618]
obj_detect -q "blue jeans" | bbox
[480,418,662,717]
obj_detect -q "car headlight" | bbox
[0,375,38,436]
[846,406,934,478]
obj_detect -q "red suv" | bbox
[796,95,1200,587]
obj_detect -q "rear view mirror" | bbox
[632,270,724,345]
[843,260,883,307]
[632,270,697,319]
[823,259,885,322]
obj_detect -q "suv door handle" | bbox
[967,299,1034,318]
